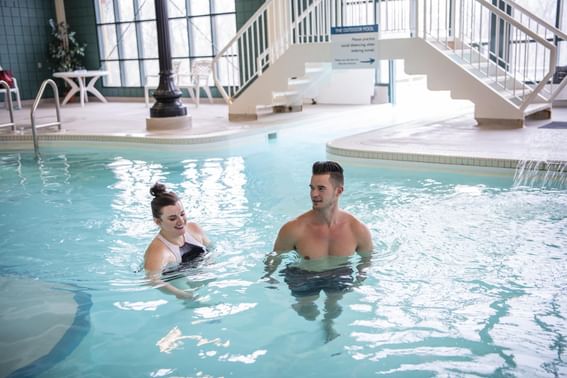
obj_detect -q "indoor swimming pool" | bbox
[0,126,566,377]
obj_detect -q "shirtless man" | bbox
[267,161,373,341]
[273,161,373,258]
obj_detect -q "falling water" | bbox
[513,159,567,189]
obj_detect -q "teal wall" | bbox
[236,0,266,29]
[0,0,267,100]
[0,0,56,100]
[64,0,99,71]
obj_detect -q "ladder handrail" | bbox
[0,80,16,131]
[30,79,62,156]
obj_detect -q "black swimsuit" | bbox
[179,242,206,263]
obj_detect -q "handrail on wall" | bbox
[30,79,62,156]
[0,80,16,131]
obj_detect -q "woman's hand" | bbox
[175,290,194,300]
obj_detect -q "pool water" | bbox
[0,126,566,377]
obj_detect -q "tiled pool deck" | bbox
[0,97,566,170]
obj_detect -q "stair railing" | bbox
[494,0,567,101]
[423,0,556,110]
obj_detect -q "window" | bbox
[94,0,236,88]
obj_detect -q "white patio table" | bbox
[53,70,108,107]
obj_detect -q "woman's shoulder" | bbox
[186,222,209,246]
[144,235,170,272]
[145,235,167,255]
[186,222,204,237]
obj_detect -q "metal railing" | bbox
[0,80,16,131]
[212,0,561,113]
[30,79,62,155]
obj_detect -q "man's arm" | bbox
[354,219,373,255]
[263,221,297,279]
[273,221,297,253]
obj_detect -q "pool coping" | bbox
[326,144,567,172]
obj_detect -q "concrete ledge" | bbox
[146,115,192,131]
[475,117,524,128]
[273,104,303,113]
[229,113,258,122]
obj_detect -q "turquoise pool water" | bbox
[0,128,566,377]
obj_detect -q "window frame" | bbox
[94,0,236,88]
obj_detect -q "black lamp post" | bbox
[150,0,186,118]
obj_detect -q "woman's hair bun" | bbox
[150,182,167,197]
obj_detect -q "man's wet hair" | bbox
[312,161,344,187]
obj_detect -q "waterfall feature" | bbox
[513,160,567,189]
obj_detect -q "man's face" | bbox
[309,174,342,209]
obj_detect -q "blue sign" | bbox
[331,24,379,69]
[331,24,379,35]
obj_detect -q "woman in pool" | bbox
[144,182,210,299]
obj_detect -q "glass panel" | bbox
[175,59,192,86]
[168,0,186,18]
[213,0,235,13]
[140,21,158,58]
[512,0,557,25]
[190,16,213,56]
[190,0,210,16]
[137,0,155,20]
[561,2,566,30]
[558,41,567,66]
[102,61,121,86]
[120,23,138,59]
[98,25,118,60]
[96,0,115,23]
[215,56,239,86]
[143,59,160,86]
[117,0,134,21]
[213,14,236,54]
[378,60,389,84]
[94,0,236,89]
[170,19,189,57]
[123,60,141,86]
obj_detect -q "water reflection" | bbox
[267,253,371,343]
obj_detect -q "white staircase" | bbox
[271,63,332,111]
[212,0,567,126]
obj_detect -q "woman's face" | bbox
[156,201,187,236]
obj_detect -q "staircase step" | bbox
[273,90,300,98]
[523,102,552,116]
[288,79,311,87]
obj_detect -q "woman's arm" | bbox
[144,240,193,300]
[187,222,210,247]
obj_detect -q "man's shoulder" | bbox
[282,211,311,229]
[341,210,370,231]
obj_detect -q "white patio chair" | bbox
[144,61,181,107]
[177,60,214,107]
[0,65,22,110]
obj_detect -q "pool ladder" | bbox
[30,79,62,155]
[0,80,16,132]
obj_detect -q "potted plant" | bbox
[48,19,87,73]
